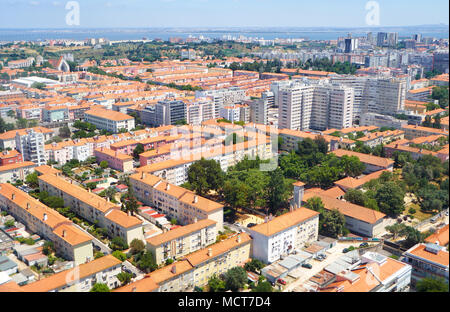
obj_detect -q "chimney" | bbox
[62,230,66,237]
[132,287,137,292]
[207,248,212,257]
[12,193,16,200]
[166,184,170,191]
[171,265,177,274]
[193,217,198,223]
[141,172,146,179]
[43,213,48,221]
[237,235,241,243]
[26,202,30,210]
[193,195,198,204]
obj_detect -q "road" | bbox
[122,260,144,280]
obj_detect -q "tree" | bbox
[400,226,424,249]
[42,241,55,256]
[111,250,127,261]
[208,275,226,292]
[305,196,325,212]
[110,237,128,251]
[187,158,224,196]
[7,110,15,118]
[99,161,109,169]
[117,272,133,286]
[224,267,247,291]
[320,209,347,238]
[416,277,449,292]
[314,136,329,154]
[90,283,110,292]
[59,125,71,138]
[130,239,145,255]
[133,143,145,160]
[340,155,365,178]
[244,259,265,273]
[136,251,158,273]
[385,223,407,240]
[344,189,367,207]
[266,168,291,213]
[31,82,46,90]
[25,172,39,188]
[375,182,405,217]
[252,281,273,292]
[86,182,98,190]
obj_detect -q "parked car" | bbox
[234,223,241,227]
[302,263,312,269]
[247,223,257,228]
[277,278,286,285]
[360,242,369,248]
[343,248,349,253]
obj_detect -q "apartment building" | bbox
[249,91,274,125]
[15,128,46,166]
[321,252,411,292]
[94,148,134,173]
[330,149,394,173]
[115,233,252,292]
[38,174,143,245]
[21,255,122,292]
[0,150,23,166]
[130,172,224,230]
[277,82,314,131]
[84,108,135,133]
[401,124,449,140]
[0,161,36,184]
[196,88,248,119]
[402,243,449,285]
[248,207,319,264]
[0,183,93,265]
[143,100,187,127]
[0,127,54,150]
[303,190,386,237]
[146,219,217,265]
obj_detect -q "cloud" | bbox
[29,0,39,5]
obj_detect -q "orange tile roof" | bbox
[21,255,122,292]
[104,209,142,229]
[330,149,394,168]
[184,233,252,266]
[424,225,449,247]
[406,243,449,267]
[334,169,389,190]
[0,161,36,172]
[249,208,319,237]
[303,191,386,224]
[146,219,216,246]
[113,276,159,292]
[85,108,134,121]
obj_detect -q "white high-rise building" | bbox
[15,129,46,166]
[276,81,354,131]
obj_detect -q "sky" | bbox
[0,0,448,29]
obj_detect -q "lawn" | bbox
[405,203,433,222]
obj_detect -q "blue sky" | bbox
[0,0,448,28]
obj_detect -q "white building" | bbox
[15,129,46,166]
[248,207,319,264]
[84,108,135,133]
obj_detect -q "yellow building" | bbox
[38,174,143,245]
[0,183,93,265]
[147,219,217,265]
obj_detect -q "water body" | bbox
[0,28,448,42]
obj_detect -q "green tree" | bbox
[208,275,226,292]
[385,223,407,240]
[42,241,54,255]
[187,158,225,196]
[340,155,365,178]
[320,209,347,238]
[59,125,71,138]
[416,277,449,292]
[130,239,145,255]
[136,251,158,273]
[252,281,273,292]
[267,168,292,213]
[117,272,133,286]
[111,250,127,261]
[133,143,145,160]
[244,259,265,273]
[99,161,109,169]
[90,283,110,292]
[25,172,39,188]
[110,237,128,251]
[375,182,405,217]
[224,267,247,291]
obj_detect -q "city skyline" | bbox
[0,0,449,29]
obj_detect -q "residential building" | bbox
[38,174,143,245]
[146,219,217,265]
[0,127,54,150]
[84,108,135,133]
[0,150,23,166]
[94,148,134,173]
[130,172,224,230]
[0,161,36,184]
[402,243,449,285]
[248,207,319,264]
[330,149,394,173]
[15,129,46,166]
[0,183,93,265]
[21,255,122,292]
